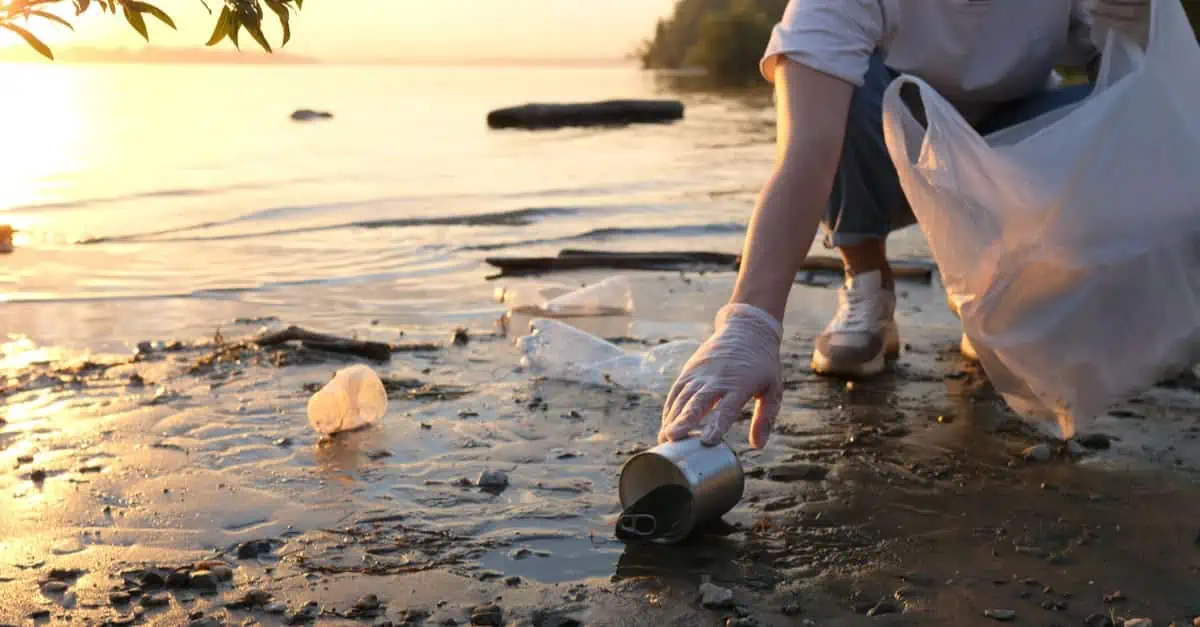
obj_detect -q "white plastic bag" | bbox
[881,0,1200,439]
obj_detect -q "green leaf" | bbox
[228,15,241,49]
[73,0,90,16]
[244,20,271,52]
[122,3,148,39]
[205,5,231,46]
[130,1,175,30]
[1,22,53,60]
[29,10,75,30]
[264,0,289,46]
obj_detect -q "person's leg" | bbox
[811,53,913,378]
[973,82,1092,137]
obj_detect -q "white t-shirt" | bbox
[761,0,1102,116]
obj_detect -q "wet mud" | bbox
[1,275,1198,625]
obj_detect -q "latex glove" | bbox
[658,303,783,449]
[1091,0,1150,46]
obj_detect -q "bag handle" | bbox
[880,74,982,172]
[1095,0,1200,89]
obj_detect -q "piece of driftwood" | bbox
[291,109,333,121]
[484,249,936,283]
[254,326,393,361]
[487,99,685,130]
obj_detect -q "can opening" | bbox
[614,483,693,544]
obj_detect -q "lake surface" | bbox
[0,62,931,357]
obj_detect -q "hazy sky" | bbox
[0,0,680,61]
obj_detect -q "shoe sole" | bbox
[811,326,901,378]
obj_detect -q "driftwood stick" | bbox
[254,326,394,362]
[484,249,936,283]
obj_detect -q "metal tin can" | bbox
[617,436,744,544]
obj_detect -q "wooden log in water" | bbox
[484,249,936,283]
[486,100,685,130]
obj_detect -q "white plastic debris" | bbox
[497,276,634,317]
[306,364,388,435]
[516,318,699,394]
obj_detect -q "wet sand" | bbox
[1,272,1198,626]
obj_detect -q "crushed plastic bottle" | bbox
[516,318,699,394]
[306,364,389,435]
[494,281,574,313]
[496,276,635,317]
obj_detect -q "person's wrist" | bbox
[715,302,783,342]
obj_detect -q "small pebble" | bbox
[1084,613,1115,627]
[189,570,219,591]
[470,603,503,626]
[41,580,69,593]
[504,575,522,586]
[166,568,190,588]
[476,470,509,490]
[1077,433,1112,449]
[141,592,170,608]
[698,582,734,609]
[1122,619,1152,627]
[984,608,1016,621]
[1022,444,1051,462]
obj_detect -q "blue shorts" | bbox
[825,54,1092,248]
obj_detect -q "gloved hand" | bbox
[658,303,783,449]
[1091,0,1151,46]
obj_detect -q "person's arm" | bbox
[729,59,855,322]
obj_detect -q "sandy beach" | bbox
[2,270,1198,626]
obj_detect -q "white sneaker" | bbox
[811,271,900,377]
